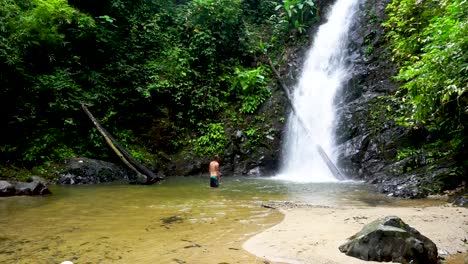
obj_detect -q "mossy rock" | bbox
[339,216,438,264]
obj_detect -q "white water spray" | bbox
[275,0,360,182]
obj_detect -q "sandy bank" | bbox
[243,203,467,264]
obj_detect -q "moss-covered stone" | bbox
[339,216,438,264]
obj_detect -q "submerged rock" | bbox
[452,196,468,207]
[339,216,438,264]
[450,192,468,207]
[375,175,427,199]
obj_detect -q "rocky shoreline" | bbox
[0,176,50,197]
[2,157,467,207]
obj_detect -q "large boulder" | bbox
[0,180,15,196]
[58,158,132,184]
[16,176,51,195]
[339,216,438,264]
[0,177,51,196]
[170,153,207,176]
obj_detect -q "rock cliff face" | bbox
[335,0,401,180]
[334,0,464,198]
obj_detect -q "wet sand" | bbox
[243,203,468,264]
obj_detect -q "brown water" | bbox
[0,177,447,264]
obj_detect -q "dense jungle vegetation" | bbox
[383,0,467,184]
[0,0,318,178]
[0,0,466,184]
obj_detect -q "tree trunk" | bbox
[99,124,163,183]
[81,104,163,184]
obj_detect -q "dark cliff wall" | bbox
[335,0,465,199]
[336,0,398,179]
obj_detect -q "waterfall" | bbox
[275,0,359,182]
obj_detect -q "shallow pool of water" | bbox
[0,176,446,263]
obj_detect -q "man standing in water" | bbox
[209,155,221,188]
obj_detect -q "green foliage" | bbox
[189,0,242,29]
[35,69,87,112]
[24,129,76,163]
[384,0,467,128]
[0,166,33,182]
[192,123,228,156]
[0,0,307,171]
[275,0,318,34]
[13,0,94,45]
[185,0,243,63]
[384,0,467,178]
[396,148,421,161]
[231,66,271,113]
[113,129,155,165]
[144,45,226,125]
[244,127,263,147]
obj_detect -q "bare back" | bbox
[209,161,220,177]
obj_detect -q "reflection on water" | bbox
[0,177,446,263]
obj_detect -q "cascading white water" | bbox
[275,0,360,182]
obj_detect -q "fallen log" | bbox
[98,124,163,184]
[268,58,293,99]
[81,104,163,184]
[316,145,345,180]
[268,58,346,180]
[268,58,311,128]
